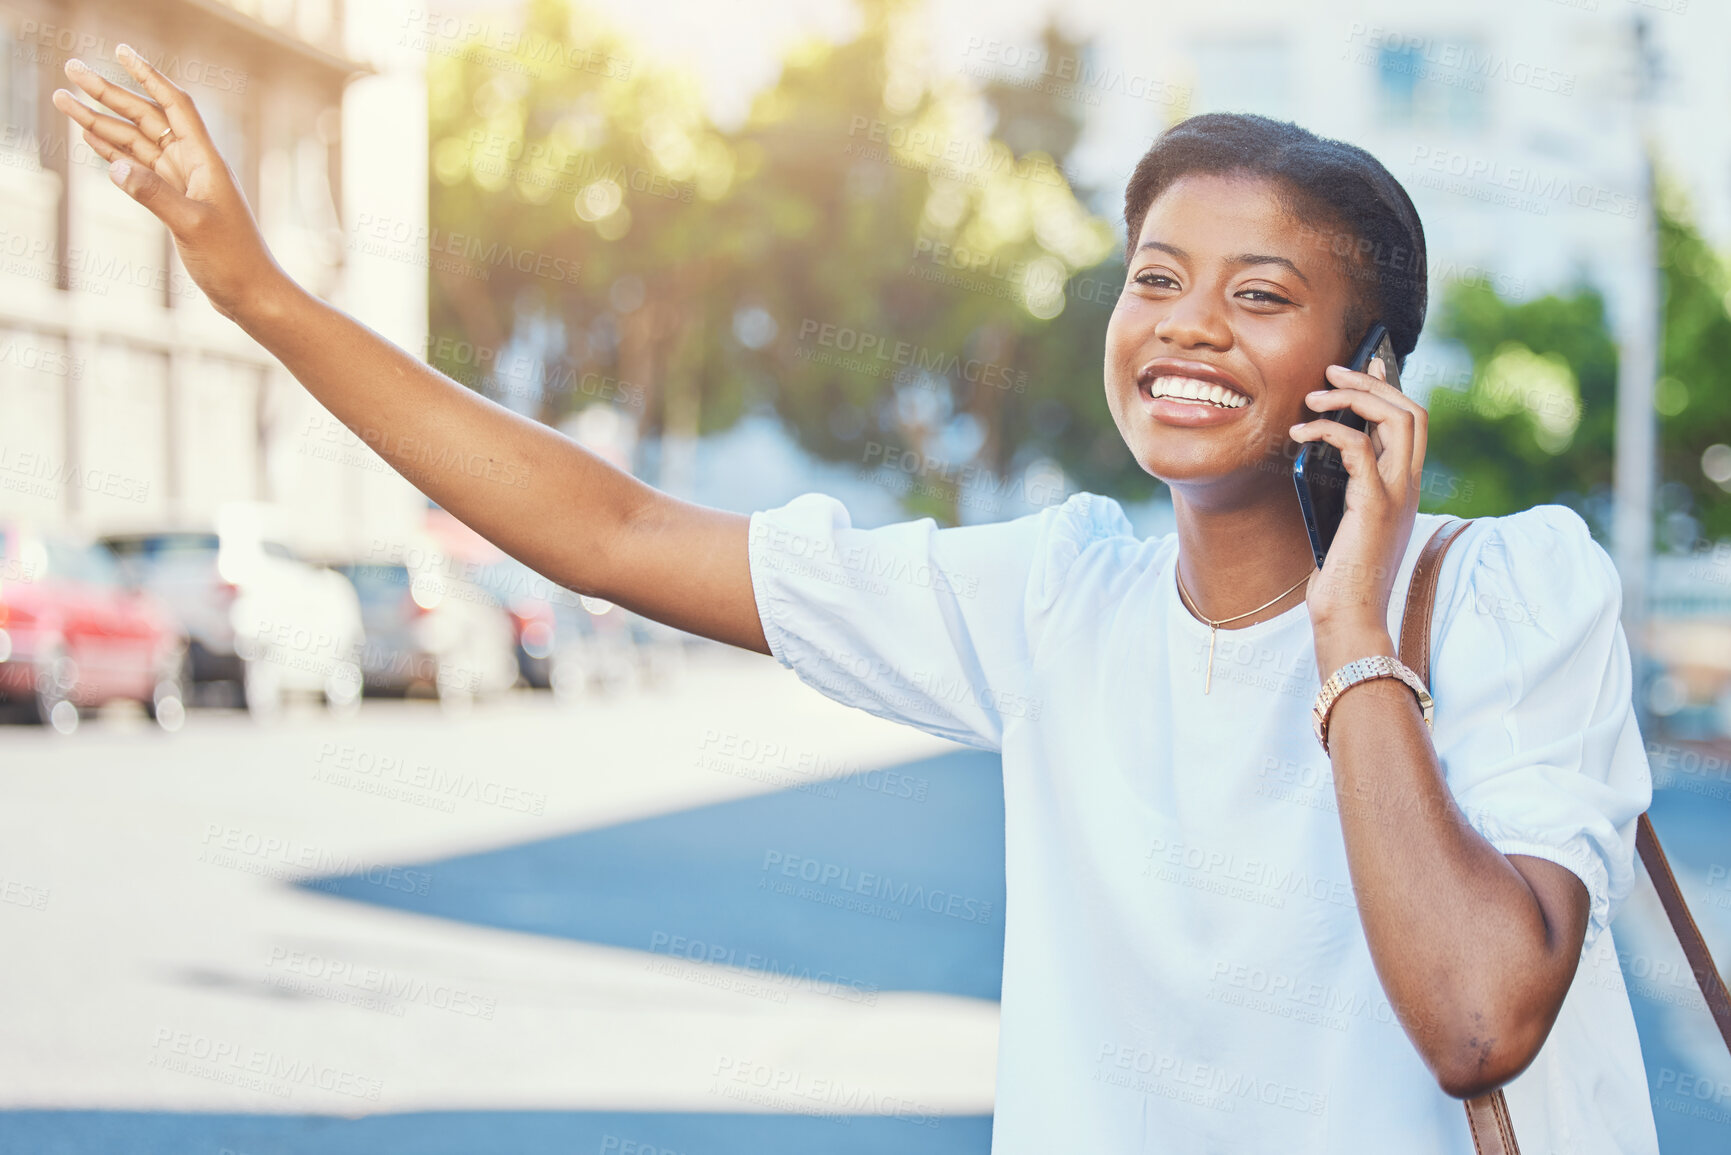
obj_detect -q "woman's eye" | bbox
[1134,271,1178,289]
[1238,288,1293,305]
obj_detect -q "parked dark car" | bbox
[335,562,518,701]
[0,524,187,732]
[103,525,365,716]
[472,556,571,689]
[99,531,239,688]
[470,556,684,699]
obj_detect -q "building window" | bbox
[1376,38,1486,132]
[1,23,41,152]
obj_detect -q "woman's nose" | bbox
[1153,291,1231,351]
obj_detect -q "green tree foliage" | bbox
[1422,281,1617,526]
[723,7,1154,519]
[426,0,1155,522]
[424,0,737,434]
[1422,188,1730,545]
[1655,187,1731,543]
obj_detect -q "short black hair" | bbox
[1122,113,1427,365]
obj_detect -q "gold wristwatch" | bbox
[1312,655,1433,752]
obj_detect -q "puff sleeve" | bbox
[1427,505,1653,954]
[747,491,1129,751]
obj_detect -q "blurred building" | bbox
[1062,0,1726,389]
[0,0,428,555]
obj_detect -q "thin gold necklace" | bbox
[1175,563,1315,694]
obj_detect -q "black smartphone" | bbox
[1292,323,1401,568]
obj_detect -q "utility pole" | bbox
[1613,15,1661,702]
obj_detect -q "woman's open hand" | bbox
[51,45,287,322]
[1289,357,1429,645]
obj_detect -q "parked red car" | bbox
[0,523,188,733]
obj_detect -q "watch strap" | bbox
[1310,515,1471,753]
[1311,654,1434,751]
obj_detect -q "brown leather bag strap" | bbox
[1404,518,1731,1153]
[1635,812,1731,1053]
[1463,1090,1521,1155]
[1398,518,1473,680]
[1398,521,1524,1154]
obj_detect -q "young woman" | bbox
[55,48,1656,1154]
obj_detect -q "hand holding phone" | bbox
[1292,323,1402,569]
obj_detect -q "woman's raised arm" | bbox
[53,45,768,654]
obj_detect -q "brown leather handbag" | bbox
[1402,520,1731,1154]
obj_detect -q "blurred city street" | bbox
[2,0,1730,1149]
[0,647,1003,1152]
[1,644,1729,1152]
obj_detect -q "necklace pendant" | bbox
[1204,626,1216,694]
[1175,561,1313,698]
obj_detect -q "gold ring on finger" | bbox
[156,126,173,148]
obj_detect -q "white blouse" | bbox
[747,492,1658,1154]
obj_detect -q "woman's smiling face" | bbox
[1105,171,1361,505]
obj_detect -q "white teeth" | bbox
[1145,374,1248,409]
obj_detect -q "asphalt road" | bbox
[0,648,1726,1154]
[0,647,1000,1154]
